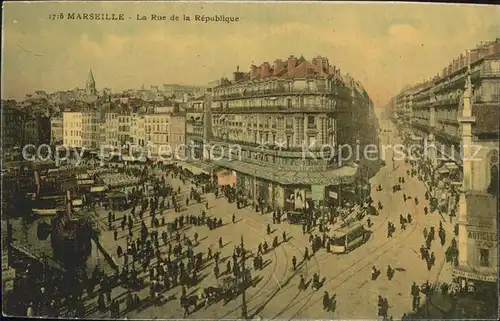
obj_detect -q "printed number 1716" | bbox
[49,14,64,20]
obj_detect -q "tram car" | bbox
[329,222,367,254]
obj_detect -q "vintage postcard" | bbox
[1,1,499,319]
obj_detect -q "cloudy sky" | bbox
[2,1,499,106]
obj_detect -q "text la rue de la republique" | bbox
[49,12,241,24]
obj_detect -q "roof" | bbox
[212,159,358,185]
[331,222,364,237]
[87,69,95,84]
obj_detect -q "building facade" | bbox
[104,112,119,148]
[185,96,205,160]
[389,39,499,291]
[63,112,83,148]
[50,115,64,145]
[118,114,132,147]
[143,113,186,159]
[192,55,377,210]
[24,115,50,146]
[130,114,146,147]
[82,111,101,150]
[2,106,25,150]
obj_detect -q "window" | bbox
[287,99,292,108]
[286,136,291,148]
[487,156,498,196]
[479,249,490,267]
[308,116,315,125]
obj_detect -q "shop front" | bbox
[455,195,498,292]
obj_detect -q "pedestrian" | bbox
[292,255,297,271]
[282,231,287,243]
[323,291,330,311]
[298,274,306,290]
[219,237,223,248]
[232,214,236,224]
[304,247,309,261]
[387,265,394,280]
[114,229,118,241]
[371,266,378,280]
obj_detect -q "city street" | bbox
[84,118,456,320]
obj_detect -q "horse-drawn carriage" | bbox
[203,269,254,303]
[286,211,308,224]
[181,269,254,316]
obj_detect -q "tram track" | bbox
[212,212,286,319]
[285,214,421,319]
[284,175,424,319]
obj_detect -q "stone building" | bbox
[50,115,64,145]
[389,39,499,292]
[63,112,83,148]
[2,106,25,150]
[193,55,377,210]
[144,113,186,160]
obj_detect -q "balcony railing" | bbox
[479,69,500,77]
[307,124,317,129]
[437,118,459,126]
[214,86,351,100]
[211,104,339,113]
[430,97,460,107]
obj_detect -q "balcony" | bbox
[214,85,350,100]
[479,68,500,78]
[437,118,459,126]
[431,97,460,107]
[208,138,339,159]
[211,104,339,114]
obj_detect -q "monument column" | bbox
[457,52,476,267]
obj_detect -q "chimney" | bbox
[478,48,489,60]
[492,41,500,54]
[261,62,270,78]
[250,65,258,79]
[287,55,297,72]
[233,65,244,82]
[442,67,448,78]
[458,54,465,69]
[313,56,325,75]
[469,49,479,64]
[273,59,285,76]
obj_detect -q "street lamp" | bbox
[240,235,248,319]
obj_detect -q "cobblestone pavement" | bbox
[85,119,456,319]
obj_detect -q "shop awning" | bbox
[445,162,459,170]
[438,167,450,174]
[90,186,107,192]
[411,135,423,141]
[182,163,209,175]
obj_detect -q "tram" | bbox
[329,222,367,253]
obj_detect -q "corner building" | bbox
[200,55,378,210]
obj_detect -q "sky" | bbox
[2,1,500,107]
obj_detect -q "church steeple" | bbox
[86,69,96,95]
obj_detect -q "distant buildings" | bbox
[50,115,64,145]
[2,105,25,150]
[62,112,83,148]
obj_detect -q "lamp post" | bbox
[240,235,248,319]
